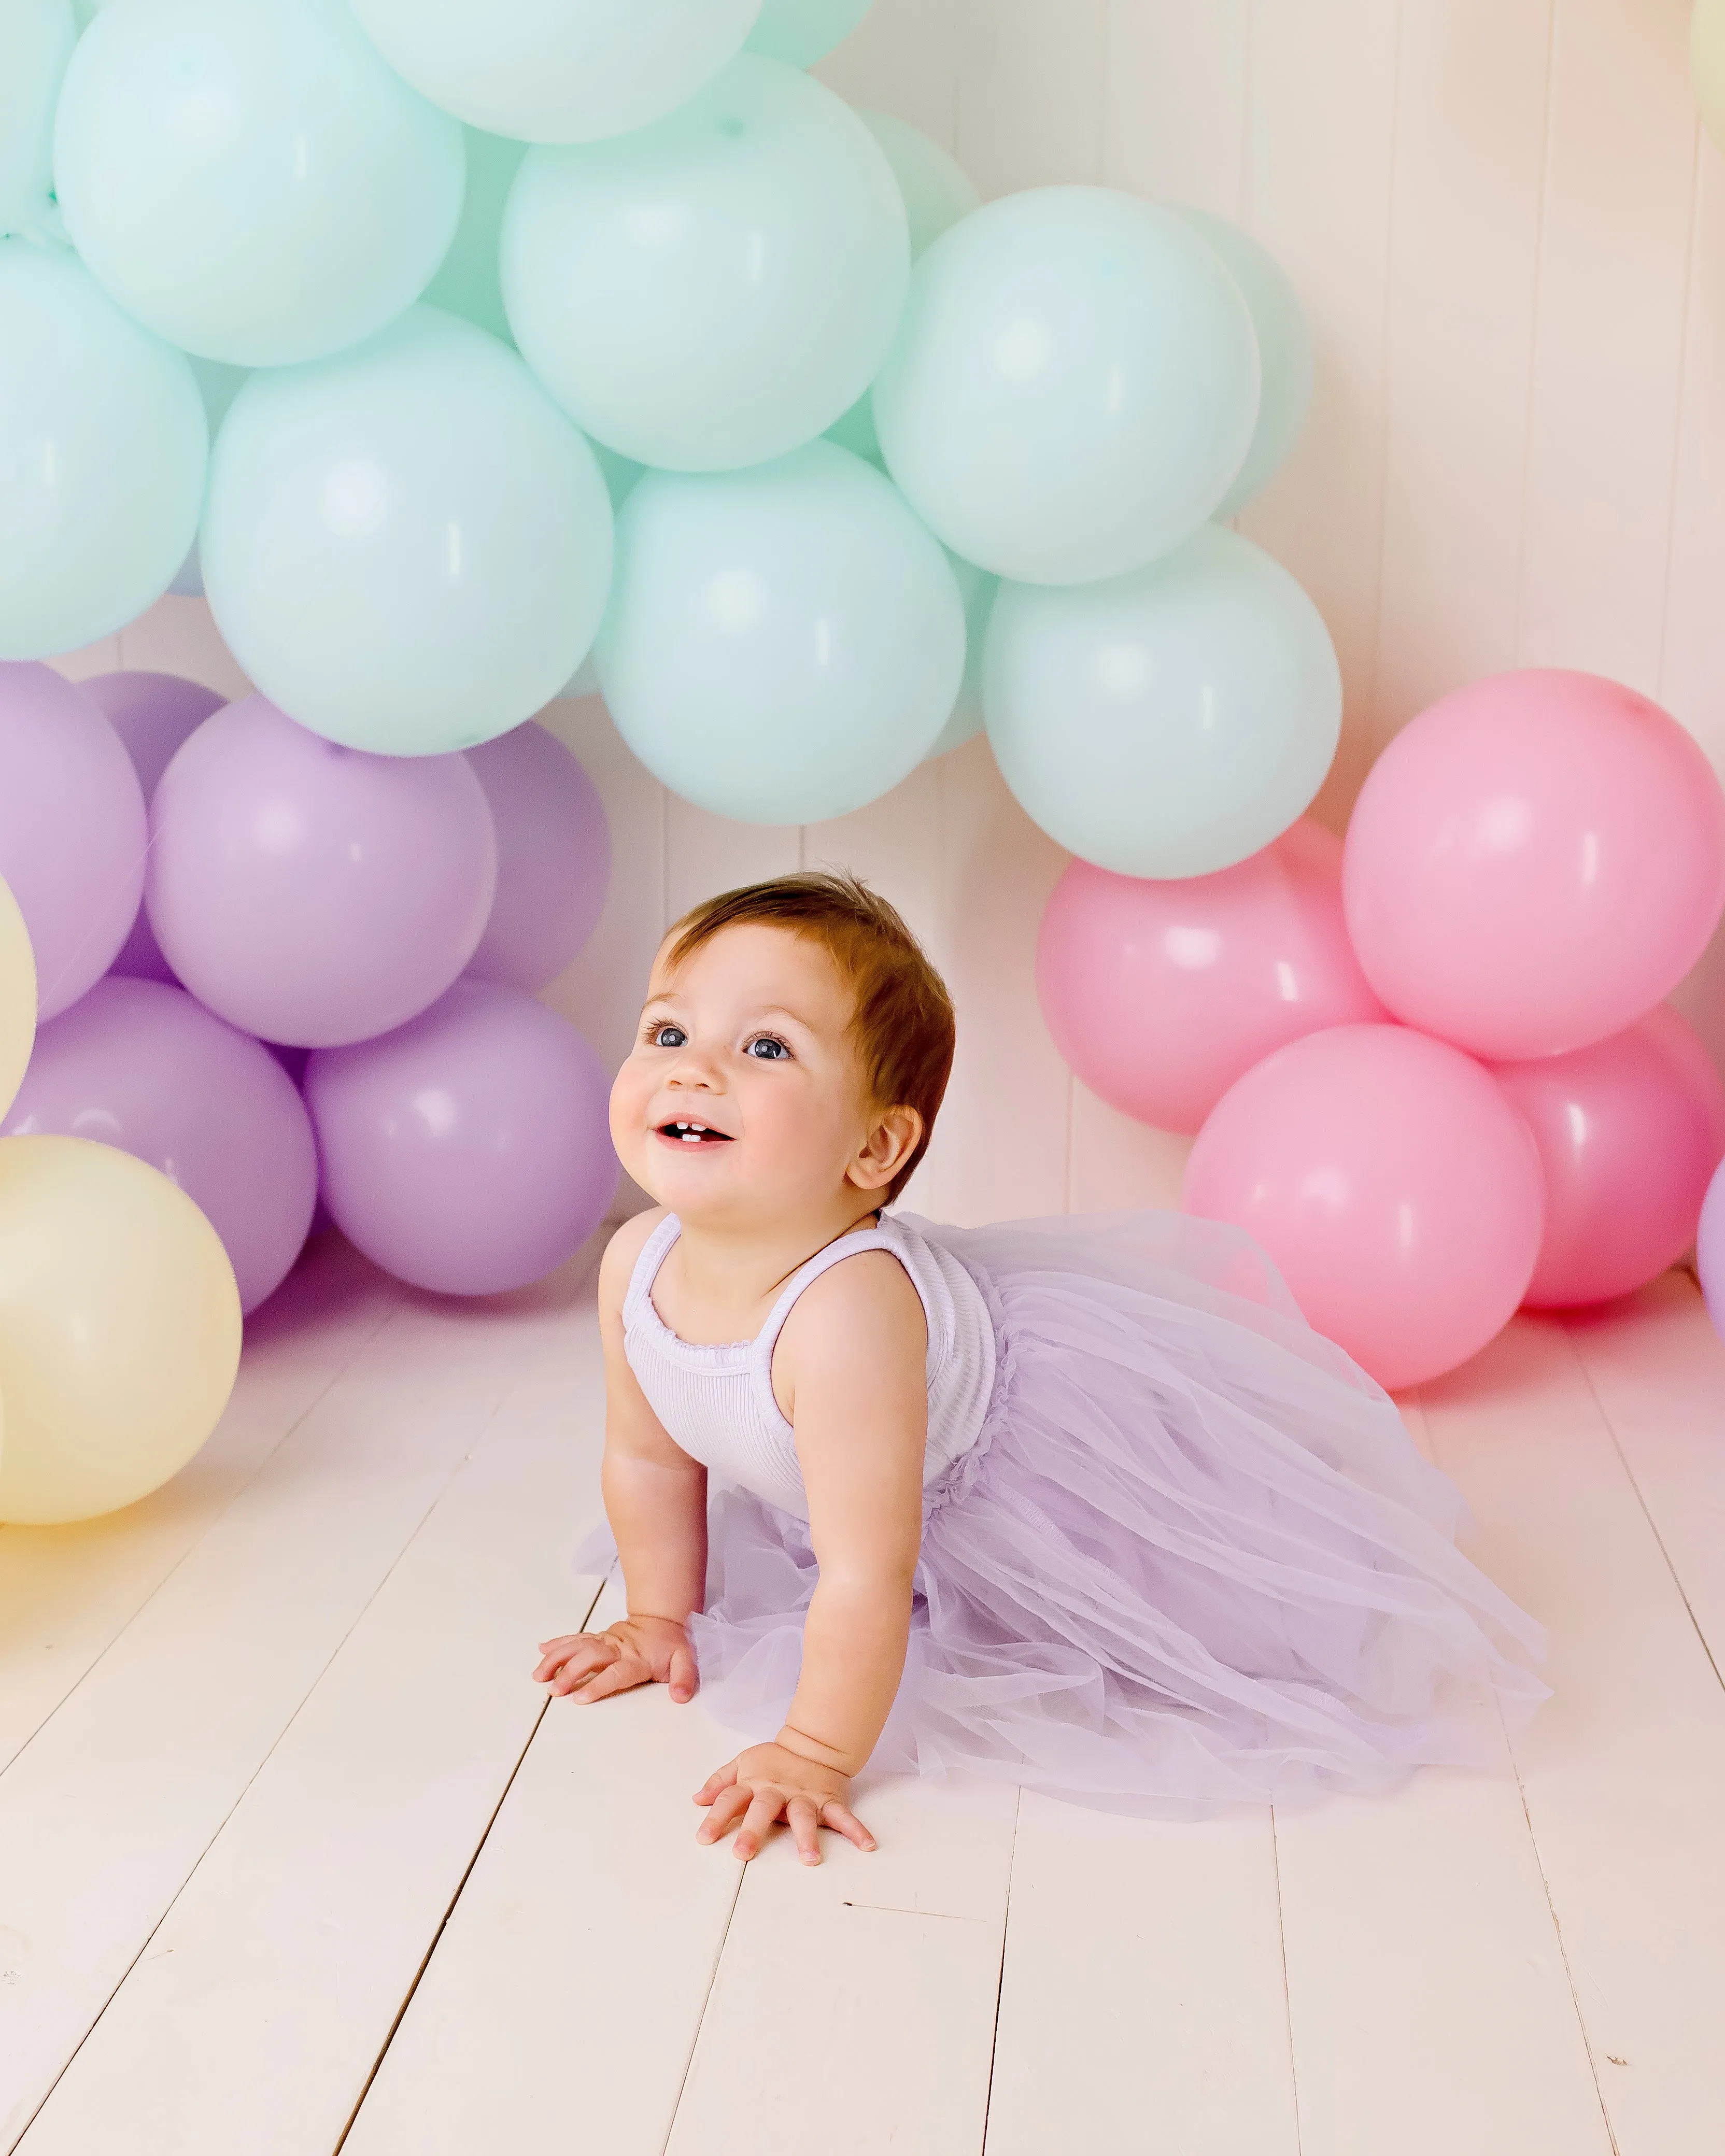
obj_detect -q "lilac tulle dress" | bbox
[579,1208,1548,1821]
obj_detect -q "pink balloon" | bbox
[1491,1004,1725,1309]
[147,695,498,1048]
[82,669,228,984]
[3,975,318,1312]
[305,977,617,1297]
[1184,1023,1544,1391]
[1037,819,1385,1134]
[463,720,611,993]
[0,661,147,1019]
[1344,670,1725,1060]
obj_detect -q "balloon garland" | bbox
[3,0,1724,1527]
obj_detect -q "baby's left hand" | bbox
[694,1742,877,1866]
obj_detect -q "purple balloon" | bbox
[305,976,618,1296]
[3,975,319,1313]
[146,694,498,1048]
[463,721,611,992]
[0,662,147,1018]
[82,669,228,984]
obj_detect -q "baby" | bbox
[534,872,1545,1865]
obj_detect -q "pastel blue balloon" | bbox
[560,444,644,699]
[983,524,1340,878]
[201,306,613,755]
[349,0,760,145]
[827,110,980,464]
[502,57,909,471]
[0,242,206,659]
[874,188,1260,586]
[924,553,997,759]
[423,129,528,345]
[168,357,251,599]
[53,0,465,365]
[1175,207,1313,518]
[748,0,872,66]
[595,440,965,822]
[0,0,73,241]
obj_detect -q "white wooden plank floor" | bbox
[3,1238,1723,2154]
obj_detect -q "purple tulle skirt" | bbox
[581,1212,1549,1820]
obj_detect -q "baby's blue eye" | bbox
[653,1024,687,1048]
[746,1035,790,1060]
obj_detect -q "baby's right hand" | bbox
[532,1614,698,1705]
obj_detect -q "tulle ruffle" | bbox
[583,1212,1548,1820]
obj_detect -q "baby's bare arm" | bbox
[692,1253,926,1862]
[534,1212,708,1703]
[774,1251,929,1775]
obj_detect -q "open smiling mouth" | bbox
[657,1119,734,1145]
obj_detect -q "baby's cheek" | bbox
[608,1067,649,1162]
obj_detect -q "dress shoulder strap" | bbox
[747,1218,929,1421]
[622,1212,682,1328]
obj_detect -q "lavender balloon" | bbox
[3,976,319,1312]
[463,721,611,993]
[0,662,147,1018]
[305,977,617,1296]
[82,669,228,983]
[1698,1155,1725,1340]
[147,695,498,1047]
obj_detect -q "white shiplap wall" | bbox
[51,0,1725,1226]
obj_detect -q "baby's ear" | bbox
[847,1103,924,1192]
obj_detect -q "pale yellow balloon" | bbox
[0,1134,242,1524]
[0,873,37,1122]
[1696,0,1725,150]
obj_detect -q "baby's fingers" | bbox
[819,1801,878,1854]
[667,1641,699,1705]
[730,1788,785,1864]
[545,1642,620,1695]
[531,1635,591,1682]
[565,1656,644,1705]
[787,1796,824,1867]
[693,1760,739,1806]
[696,1782,754,1845]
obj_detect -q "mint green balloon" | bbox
[827,109,980,464]
[0,0,73,242]
[560,443,644,699]
[874,188,1260,586]
[983,524,1340,878]
[53,0,464,365]
[924,554,997,759]
[201,306,613,755]
[502,57,908,471]
[423,129,528,345]
[1175,208,1312,518]
[169,356,252,597]
[595,441,965,823]
[0,242,206,659]
[349,0,760,145]
[748,0,872,66]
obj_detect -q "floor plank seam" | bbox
[0,1281,411,1785]
[1560,1317,1725,1701]
[658,1847,749,2155]
[1494,1682,1623,2156]
[330,1570,610,2153]
[978,1784,1021,2156]
[1268,1807,1306,2156]
[5,1352,539,2154]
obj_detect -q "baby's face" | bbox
[611,923,882,1229]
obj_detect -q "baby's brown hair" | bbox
[666,871,956,1203]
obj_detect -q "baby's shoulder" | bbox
[597,1205,669,1319]
[778,1246,927,1372]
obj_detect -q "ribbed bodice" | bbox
[621,1211,996,1521]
